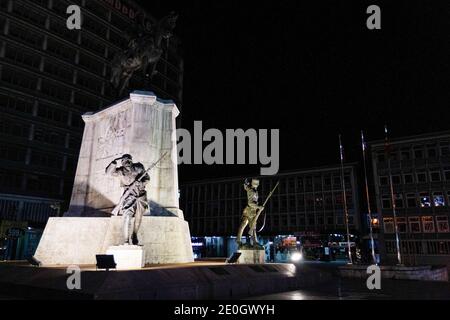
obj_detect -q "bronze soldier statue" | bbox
[236,178,265,248]
[106,154,149,245]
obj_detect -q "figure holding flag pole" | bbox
[339,135,353,264]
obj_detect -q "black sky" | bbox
[137,0,450,182]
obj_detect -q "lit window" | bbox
[383,217,394,233]
[419,193,431,208]
[436,216,449,233]
[433,192,445,207]
[409,217,421,233]
[422,216,435,233]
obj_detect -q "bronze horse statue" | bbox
[110,12,178,96]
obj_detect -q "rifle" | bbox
[256,181,279,232]
[111,152,168,216]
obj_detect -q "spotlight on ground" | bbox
[291,252,303,262]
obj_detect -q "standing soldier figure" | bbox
[236,178,265,247]
[106,154,150,245]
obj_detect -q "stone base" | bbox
[237,249,265,264]
[34,216,194,266]
[106,245,145,270]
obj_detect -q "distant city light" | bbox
[291,252,303,262]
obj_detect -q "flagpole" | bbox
[385,125,402,265]
[361,131,377,265]
[339,134,353,264]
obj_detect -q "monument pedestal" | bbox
[106,245,145,270]
[34,216,193,266]
[34,92,194,267]
[237,249,265,264]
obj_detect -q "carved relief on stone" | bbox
[96,109,131,160]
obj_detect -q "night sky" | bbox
[138,0,450,182]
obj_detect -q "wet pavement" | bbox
[249,261,450,300]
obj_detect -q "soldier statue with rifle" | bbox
[106,153,166,245]
[236,178,279,248]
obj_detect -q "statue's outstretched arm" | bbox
[105,160,120,176]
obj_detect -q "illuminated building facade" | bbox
[371,131,450,266]
[0,0,183,228]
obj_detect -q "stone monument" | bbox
[34,91,194,267]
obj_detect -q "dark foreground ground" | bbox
[249,261,450,300]
[1,260,449,300]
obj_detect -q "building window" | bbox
[396,217,407,233]
[437,242,450,255]
[414,148,424,159]
[416,172,427,183]
[377,153,385,162]
[348,215,354,225]
[439,142,450,157]
[427,145,437,158]
[296,178,304,192]
[422,216,435,233]
[379,176,389,186]
[296,195,304,211]
[394,194,404,208]
[392,175,401,185]
[401,149,411,160]
[436,216,450,233]
[444,170,450,181]
[288,195,296,211]
[326,216,334,225]
[406,193,417,208]
[433,192,445,207]
[382,195,391,209]
[430,171,441,182]
[409,217,421,233]
[403,173,414,184]
[385,241,396,254]
[419,193,431,208]
[383,217,394,233]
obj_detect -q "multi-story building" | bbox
[180,164,361,260]
[0,0,183,229]
[371,131,450,266]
